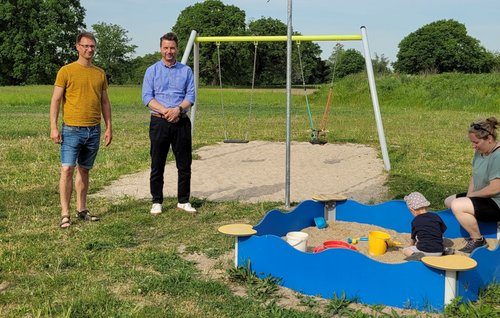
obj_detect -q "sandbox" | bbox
[220,198,500,312]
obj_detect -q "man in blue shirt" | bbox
[142,32,196,214]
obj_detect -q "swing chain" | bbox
[296,41,328,144]
[216,41,258,143]
[247,41,259,141]
[216,42,228,140]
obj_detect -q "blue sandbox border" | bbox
[237,199,499,311]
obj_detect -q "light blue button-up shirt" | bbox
[141,60,195,113]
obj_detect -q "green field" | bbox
[0,73,499,317]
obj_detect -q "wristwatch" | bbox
[178,106,183,113]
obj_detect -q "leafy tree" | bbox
[171,1,326,86]
[248,17,325,86]
[310,57,329,84]
[338,49,365,78]
[327,44,365,79]
[394,19,494,74]
[372,53,392,75]
[91,22,137,84]
[0,0,85,85]
[130,52,161,85]
[327,44,344,79]
[492,51,500,73]
[247,17,289,86]
[172,0,248,85]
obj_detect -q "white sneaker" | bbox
[150,203,162,215]
[177,202,197,213]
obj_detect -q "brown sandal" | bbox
[76,210,100,222]
[60,215,71,229]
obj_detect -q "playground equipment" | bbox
[218,198,500,311]
[181,27,391,207]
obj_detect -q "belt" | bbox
[151,113,187,119]
[63,123,100,129]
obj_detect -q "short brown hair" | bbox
[160,32,178,46]
[77,31,96,44]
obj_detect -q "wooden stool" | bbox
[422,255,477,305]
[312,194,347,221]
[218,223,256,267]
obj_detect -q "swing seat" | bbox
[310,129,327,145]
[310,138,327,145]
[224,139,249,144]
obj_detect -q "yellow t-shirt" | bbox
[54,62,108,126]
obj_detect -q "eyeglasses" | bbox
[78,44,96,50]
[470,123,491,135]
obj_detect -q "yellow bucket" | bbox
[368,231,391,255]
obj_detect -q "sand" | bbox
[94,140,389,204]
[300,220,498,263]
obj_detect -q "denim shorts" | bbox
[60,124,101,169]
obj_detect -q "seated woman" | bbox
[444,117,500,253]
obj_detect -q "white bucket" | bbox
[286,231,309,252]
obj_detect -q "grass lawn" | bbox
[0,72,499,317]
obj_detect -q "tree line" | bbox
[1,0,498,86]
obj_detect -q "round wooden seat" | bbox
[422,255,477,271]
[218,223,256,236]
[422,254,478,305]
[312,194,347,202]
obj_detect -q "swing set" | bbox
[179,28,391,206]
[191,33,387,146]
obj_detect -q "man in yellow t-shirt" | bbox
[49,31,113,229]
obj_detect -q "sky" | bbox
[80,0,499,63]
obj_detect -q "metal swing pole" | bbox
[285,0,292,208]
[182,30,198,135]
[360,26,391,171]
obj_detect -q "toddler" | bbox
[403,192,450,261]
